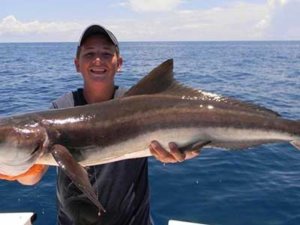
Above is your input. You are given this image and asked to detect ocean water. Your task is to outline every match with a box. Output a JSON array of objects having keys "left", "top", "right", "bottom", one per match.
[{"left": 0, "top": 41, "right": 300, "bottom": 225}]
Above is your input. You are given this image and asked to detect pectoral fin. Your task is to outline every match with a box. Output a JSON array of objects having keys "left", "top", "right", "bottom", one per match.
[
  {"left": 51, "top": 144, "right": 105, "bottom": 215},
  {"left": 179, "top": 140, "right": 212, "bottom": 153},
  {"left": 291, "top": 140, "right": 300, "bottom": 150}
]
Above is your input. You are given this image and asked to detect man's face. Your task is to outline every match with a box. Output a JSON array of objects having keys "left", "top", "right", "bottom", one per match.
[{"left": 75, "top": 35, "right": 122, "bottom": 88}]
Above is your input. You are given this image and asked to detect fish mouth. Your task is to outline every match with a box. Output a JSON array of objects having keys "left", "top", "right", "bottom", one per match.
[
  {"left": 27, "top": 142, "right": 45, "bottom": 164},
  {"left": 0, "top": 143, "right": 44, "bottom": 176},
  {"left": 30, "top": 143, "right": 42, "bottom": 158},
  {"left": 2, "top": 143, "right": 43, "bottom": 168}
]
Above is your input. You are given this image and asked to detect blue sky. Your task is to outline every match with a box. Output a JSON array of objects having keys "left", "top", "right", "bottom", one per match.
[{"left": 1, "top": 0, "right": 299, "bottom": 42}]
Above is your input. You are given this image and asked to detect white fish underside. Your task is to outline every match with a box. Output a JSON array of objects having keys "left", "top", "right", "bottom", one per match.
[{"left": 37, "top": 126, "right": 294, "bottom": 167}]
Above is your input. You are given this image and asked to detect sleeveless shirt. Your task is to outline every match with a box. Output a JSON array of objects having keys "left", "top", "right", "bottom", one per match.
[{"left": 52, "top": 88, "right": 152, "bottom": 225}]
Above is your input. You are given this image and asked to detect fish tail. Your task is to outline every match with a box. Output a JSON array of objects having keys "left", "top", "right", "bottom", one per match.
[
  {"left": 291, "top": 140, "right": 300, "bottom": 150},
  {"left": 290, "top": 120, "right": 300, "bottom": 150}
]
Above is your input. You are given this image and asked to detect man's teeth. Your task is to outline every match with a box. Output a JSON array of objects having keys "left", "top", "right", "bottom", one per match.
[{"left": 91, "top": 68, "right": 106, "bottom": 73}]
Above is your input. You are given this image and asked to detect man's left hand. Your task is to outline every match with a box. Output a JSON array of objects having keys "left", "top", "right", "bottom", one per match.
[{"left": 149, "top": 140, "right": 201, "bottom": 163}]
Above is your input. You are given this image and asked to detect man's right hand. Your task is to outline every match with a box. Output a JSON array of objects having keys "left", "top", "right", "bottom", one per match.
[{"left": 0, "top": 164, "right": 48, "bottom": 185}]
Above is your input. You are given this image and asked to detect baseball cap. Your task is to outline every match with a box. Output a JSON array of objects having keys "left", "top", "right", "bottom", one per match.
[{"left": 78, "top": 24, "right": 119, "bottom": 47}]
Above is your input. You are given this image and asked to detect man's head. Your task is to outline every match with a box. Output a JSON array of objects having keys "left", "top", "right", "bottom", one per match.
[
  {"left": 76, "top": 24, "right": 120, "bottom": 58},
  {"left": 75, "top": 24, "right": 123, "bottom": 91}
]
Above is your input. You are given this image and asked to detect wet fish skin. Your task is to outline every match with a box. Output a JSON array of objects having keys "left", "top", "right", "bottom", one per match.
[{"left": 1, "top": 85, "right": 300, "bottom": 172}]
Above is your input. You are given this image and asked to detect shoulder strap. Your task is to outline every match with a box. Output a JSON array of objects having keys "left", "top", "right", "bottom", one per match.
[
  {"left": 114, "top": 87, "right": 127, "bottom": 98},
  {"left": 51, "top": 92, "right": 74, "bottom": 109}
]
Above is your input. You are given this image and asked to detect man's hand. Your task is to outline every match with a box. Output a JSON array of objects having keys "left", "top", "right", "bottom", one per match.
[
  {"left": 0, "top": 164, "right": 48, "bottom": 185},
  {"left": 149, "top": 140, "right": 201, "bottom": 163}
]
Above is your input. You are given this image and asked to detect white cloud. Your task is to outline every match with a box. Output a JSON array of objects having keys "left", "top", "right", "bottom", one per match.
[
  {"left": 0, "top": 0, "right": 299, "bottom": 42},
  {"left": 128, "top": 0, "right": 182, "bottom": 12},
  {"left": 268, "top": 0, "right": 288, "bottom": 7},
  {"left": 263, "top": 0, "right": 300, "bottom": 40},
  {"left": 170, "top": 2, "right": 269, "bottom": 40},
  {"left": 0, "top": 15, "right": 82, "bottom": 42},
  {"left": 112, "top": 2, "right": 269, "bottom": 41}
]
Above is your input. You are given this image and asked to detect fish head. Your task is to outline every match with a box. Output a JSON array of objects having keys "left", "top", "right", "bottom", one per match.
[{"left": 0, "top": 118, "right": 47, "bottom": 176}]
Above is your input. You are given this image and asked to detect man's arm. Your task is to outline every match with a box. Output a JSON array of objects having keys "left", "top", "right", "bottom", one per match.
[
  {"left": 0, "top": 165, "right": 48, "bottom": 185},
  {"left": 17, "top": 165, "right": 48, "bottom": 185}
]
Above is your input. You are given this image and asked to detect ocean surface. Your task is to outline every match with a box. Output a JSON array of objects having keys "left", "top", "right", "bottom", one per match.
[{"left": 0, "top": 41, "right": 300, "bottom": 225}]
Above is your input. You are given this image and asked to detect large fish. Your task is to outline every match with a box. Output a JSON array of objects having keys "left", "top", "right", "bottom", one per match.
[{"left": 0, "top": 59, "right": 300, "bottom": 213}]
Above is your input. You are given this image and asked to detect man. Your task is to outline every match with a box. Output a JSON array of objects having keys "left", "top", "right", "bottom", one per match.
[{"left": 2, "top": 24, "right": 200, "bottom": 224}]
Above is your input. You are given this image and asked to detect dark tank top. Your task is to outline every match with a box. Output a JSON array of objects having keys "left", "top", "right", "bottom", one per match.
[{"left": 54, "top": 88, "right": 152, "bottom": 225}]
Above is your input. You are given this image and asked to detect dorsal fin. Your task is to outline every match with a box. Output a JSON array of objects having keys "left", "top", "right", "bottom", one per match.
[
  {"left": 124, "top": 59, "right": 202, "bottom": 97},
  {"left": 124, "top": 59, "right": 280, "bottom": 118},
  {"left": 124, "top": 59, "right": 174, "bottom": 97}
]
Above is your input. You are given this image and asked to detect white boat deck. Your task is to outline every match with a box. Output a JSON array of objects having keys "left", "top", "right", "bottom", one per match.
[
  {"left": 0, "top": 213, "right": 208, "bottom": 225},
  {"left": 169, "top": 219, "right": 209, "bottom": 225},
  {"left": 0, "top": 212, "right": 36, "bottom": 225}
]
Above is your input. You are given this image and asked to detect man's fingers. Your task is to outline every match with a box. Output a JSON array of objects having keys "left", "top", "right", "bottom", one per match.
[
  {"left": 150, "top": 140, "right": 204, "bottom": 163},
  {"left": 150, "top": 141, "right": 177, "bottom": 163},
  {"left": 0, "top": 173, "right": 18, "bottom": 181},
  {"left": 168, "top": 142, "right": 185, "bottom": 162}
]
